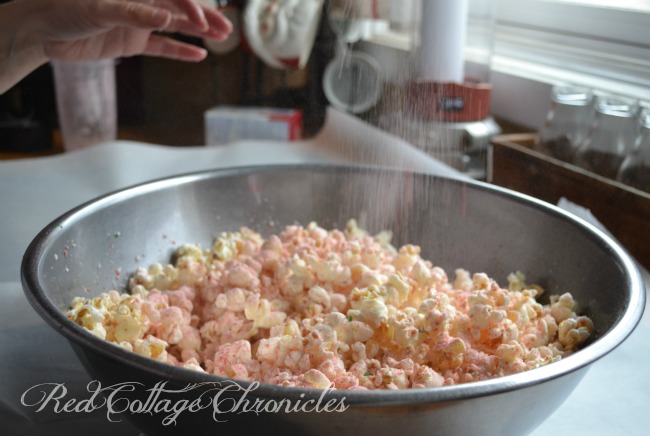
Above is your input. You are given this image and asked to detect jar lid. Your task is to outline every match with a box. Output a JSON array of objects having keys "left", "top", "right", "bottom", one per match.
[
  {"left": 596, "top": 96, "right": 639, "bottom": 118},
  {"left": 552, "top": 86, "right": 594, "bottom": 106},
  {"left": 323, "top": 51, "right": 382, "bottom": 114}
]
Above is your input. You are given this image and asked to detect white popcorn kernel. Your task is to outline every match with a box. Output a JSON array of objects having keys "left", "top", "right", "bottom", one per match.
[
  {"left": 351, "top": 296, "right": 388, "bottom": 328},
  {"left": 412, "top": 365, "right": 445, "bottom": 388},
  {"left": 114, "top": 312, "right": 145, "bottom": 343},
  {"left": 176, "top": 244, "right": 205, "bottom": 262},
  {"left": 558, "top": 316, "right": 593, "bottom": 349},
  {"left": 551, "top": 293, "right": 576, "bottom": 323},
  {"left": 302, "top": 369, "right": 332, "bottom": 389},
  {"left": 308, "top": 286, "right": 331, "bottom": 308},
  {"left": 183, "top": 358, "right": 206, "bottom": 372},
  {"left": 213, "top": 232, "right": 241, "bottom": 261},
  {"left": 117, "top": 341, "right": 133, "bottom": 352},
  {"left": 134, "top": 336, "right": 168, "bottom": 362}
]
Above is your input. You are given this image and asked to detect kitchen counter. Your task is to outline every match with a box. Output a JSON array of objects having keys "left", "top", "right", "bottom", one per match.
[{"left": 1, "top": 109, "right": 648, "bottom": 435}]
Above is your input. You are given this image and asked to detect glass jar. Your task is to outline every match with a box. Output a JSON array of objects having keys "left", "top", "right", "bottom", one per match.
[
  {"left": 534, "top": 86, "right": 594, "bottom": 162},
  {"left": 573, "top": 96, "right": 639, "bottom": 179},
  {"left": 617, "top": 108, "right": 650, "bottom": 192}
]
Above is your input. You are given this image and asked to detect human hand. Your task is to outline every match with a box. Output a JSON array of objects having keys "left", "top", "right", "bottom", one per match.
[
  {"left": 35, "top": 0, "right": 233, "bottom": 62},
  {"left": 0, "top": 0, "right": 233, "bottom": 93}
]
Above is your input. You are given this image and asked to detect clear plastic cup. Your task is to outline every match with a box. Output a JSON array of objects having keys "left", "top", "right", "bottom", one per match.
[{"left": 52, "top": 59, "right": 117, "bottom": 152}]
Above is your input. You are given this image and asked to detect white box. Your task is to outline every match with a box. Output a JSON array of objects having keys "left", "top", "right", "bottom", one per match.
[{"left": 204, "top": 106, "right": 303, "bottom": 145}]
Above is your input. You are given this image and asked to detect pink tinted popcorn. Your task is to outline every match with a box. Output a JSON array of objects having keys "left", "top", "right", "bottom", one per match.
[{"left": 66, "top": 220, "right": 593, "bottom": 390}]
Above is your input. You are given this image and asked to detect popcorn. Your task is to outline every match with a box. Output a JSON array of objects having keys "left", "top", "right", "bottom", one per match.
[
  {"left": 302, "top": 369, "right": 332, "bottom": 389},
  {"left": 134, "top": 335, "right": 168, "bottom": 362},
  {"left": 558, "top": 316, "right": 594, "bottom": 350},
  {"left": 67, "top": 303, "right": 107, "bottom": 338},
  {"left": 66, "top": 221, "right": 594, "bottom": 390},
  {"left": 550, "top": 293, "right": 577, "bottom": 323}
]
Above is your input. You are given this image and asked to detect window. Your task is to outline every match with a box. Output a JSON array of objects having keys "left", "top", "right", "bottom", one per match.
[
  {"left": 492, "top": 0, "right": 650, "bottom": 128},
  {"left": 539, "top": 0, "right": 650, "bottom": 13},
  {"left": 356, "top": 0, "right": 650, "bottom": 130}
]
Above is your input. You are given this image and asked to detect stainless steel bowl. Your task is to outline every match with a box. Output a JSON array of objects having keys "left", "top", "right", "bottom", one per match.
[{"left": 22, "top": 165, "right": 645, "bottom": 435}]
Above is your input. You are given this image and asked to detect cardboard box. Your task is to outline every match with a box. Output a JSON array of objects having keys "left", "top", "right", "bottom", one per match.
[{"left": 205, "top": 106, "right": 303, "bottom": 145}]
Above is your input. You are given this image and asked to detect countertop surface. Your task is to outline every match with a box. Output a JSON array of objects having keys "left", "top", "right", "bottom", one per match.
[{"left": 1, "top": 110, "right": 648, "bottom": 435}]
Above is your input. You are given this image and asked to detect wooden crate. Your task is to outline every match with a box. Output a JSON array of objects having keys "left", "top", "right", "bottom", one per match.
[{"left": 489, "top": 133, "right": 650, "bottom": 270}]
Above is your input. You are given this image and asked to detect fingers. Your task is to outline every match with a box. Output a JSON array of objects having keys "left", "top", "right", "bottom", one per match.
[
  {"left": 142, "top": 33, "right": 207, "bottom": 61},
  {"left": 47, "top": 0, "right": 234, "bottom": 63},
  {"left": 161, "top": 1, "right": 233, "bottom": 38},
  {"left": 168, "top": 0, "right": 208, "bottom": 31},
  {"left": 147, "top": 0, "right": 232, "bottom": 34},
  {"left": 91, "top": 1, "right": 232, "bottom": 36},
  {"left": 164, "top": 14, "right": 229, "bottom": 41},
  {"left": 203, "top": 5, "right": 233, "bottom": 35},
  {"left": 91, "top": 1, "right": 173, "bottom": 30}
]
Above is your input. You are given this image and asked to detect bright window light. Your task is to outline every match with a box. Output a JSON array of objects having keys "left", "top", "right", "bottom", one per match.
[{"left": 551, "top": 0, "right": 650, "bottom": 12}]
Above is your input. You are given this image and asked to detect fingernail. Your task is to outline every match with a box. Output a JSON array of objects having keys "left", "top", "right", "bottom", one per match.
[
  {"left": 199, "top": 18, "right": 210, "bottom": 32},
  {"left": 222, "top": 16, "right": 233, "bottom": 33},
  {"left": 195, "top": 7, "right": 209, "bottom": 31}
]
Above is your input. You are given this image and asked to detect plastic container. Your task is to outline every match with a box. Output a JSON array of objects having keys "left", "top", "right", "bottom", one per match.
[{"left": 52, "top": 59, "right": 117, "bottom": 152}]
